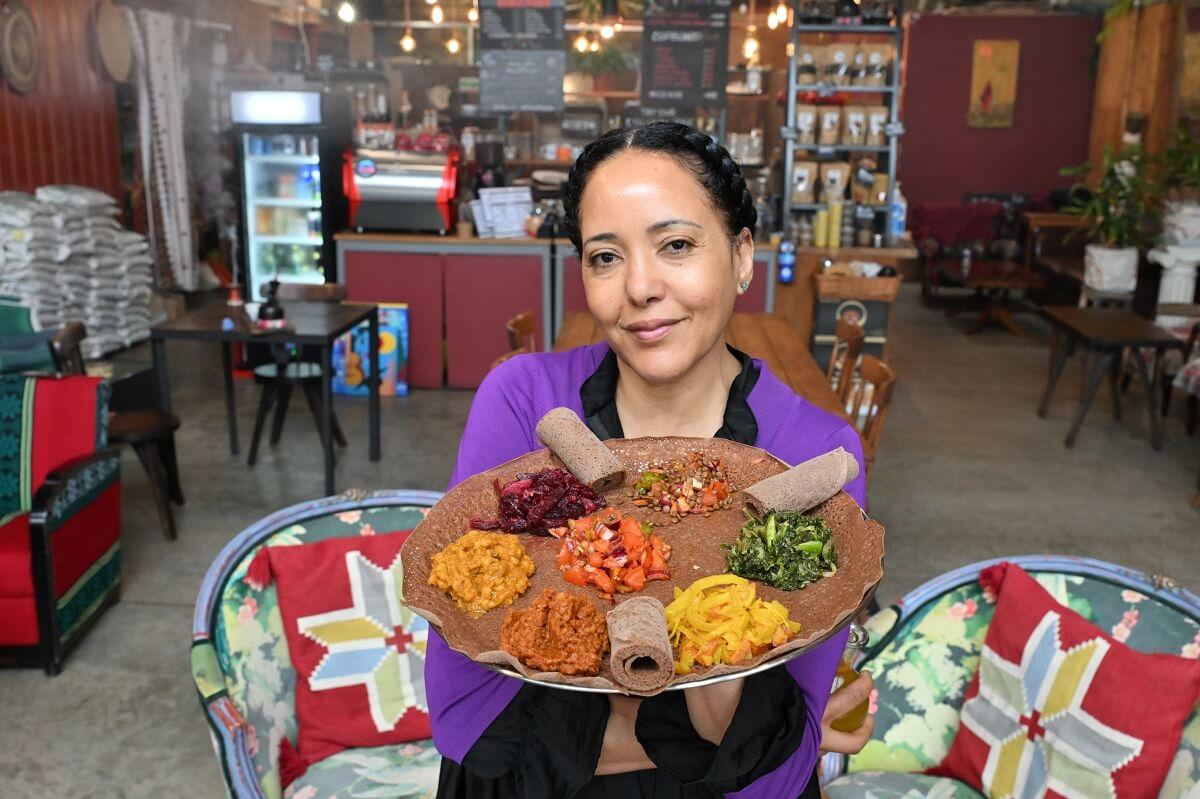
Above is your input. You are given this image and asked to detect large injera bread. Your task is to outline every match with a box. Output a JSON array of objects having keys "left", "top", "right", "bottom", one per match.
[{"left": 400, "top": 437, "right": 885, "bottom": 695}]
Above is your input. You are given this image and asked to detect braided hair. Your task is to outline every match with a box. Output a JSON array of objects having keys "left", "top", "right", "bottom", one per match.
[{"left": 561, "top": 121, "right": 757, "bottom": 252}]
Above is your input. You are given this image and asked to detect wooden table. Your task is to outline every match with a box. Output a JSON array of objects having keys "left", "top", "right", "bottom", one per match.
[
  {"left": 937, "top": 258, "right": 1045, "bottom": 336},
  {"left": 1037, "top": 306, "right": 1184, "bottom": 450},
  {"left": 1020, "top": 211, "right": 1088, "bottom": 270},
  {"left": 554, "top": 311, "right": 848, "bottom": 421},
  {"left": 151, "top": 301, "right": 381, "bottom": 495}
]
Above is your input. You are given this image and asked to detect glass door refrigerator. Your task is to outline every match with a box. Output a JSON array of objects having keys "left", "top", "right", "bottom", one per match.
[{"left": 230, "top": 90, "right": 350, "bottom": 300}]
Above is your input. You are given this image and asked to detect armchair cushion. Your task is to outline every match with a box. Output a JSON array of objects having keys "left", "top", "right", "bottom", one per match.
[
  {"left": 247, "top": 529, "right": 431, "bottom": 783},
  {"left": 825, "top": 771, "right": 985, "bottom": 799},
  {"left": 930, "top": 563, "right": 1200, "bottom": 799}
]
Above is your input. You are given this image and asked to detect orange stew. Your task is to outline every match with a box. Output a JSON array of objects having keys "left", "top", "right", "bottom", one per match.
[
  {"left": 500, "top": 589, "right": 609, "bottom": 676},
  {"left": 550, "top": 508, "right": 671, "bottom": 600}
]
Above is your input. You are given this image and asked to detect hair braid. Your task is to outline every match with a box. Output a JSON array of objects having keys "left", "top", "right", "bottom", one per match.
[{"left": 560, "top": 121, "right": 757, "bottom": 251}]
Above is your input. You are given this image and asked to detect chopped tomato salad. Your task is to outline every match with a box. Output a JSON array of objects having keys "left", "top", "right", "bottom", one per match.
[{"left": 549, "top": 509, "right": 671, "bottom": 600}]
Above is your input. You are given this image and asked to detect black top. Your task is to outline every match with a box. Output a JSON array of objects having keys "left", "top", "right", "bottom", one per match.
[
  {"left": 435, "top": 348, "right": 818, "bottom": 799},
  {"left": 1042, "top": 306, "right": 1186, "bottom": 349}
]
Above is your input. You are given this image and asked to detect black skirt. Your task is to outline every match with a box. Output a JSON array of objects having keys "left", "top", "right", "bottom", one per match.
[{"left": 435, "top": 666, "right": 821, "bottom": 799}]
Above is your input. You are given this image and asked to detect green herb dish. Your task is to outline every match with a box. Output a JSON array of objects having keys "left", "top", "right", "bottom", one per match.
[{"left": 725, "top": 509, "right": 837, "bottom": 591}]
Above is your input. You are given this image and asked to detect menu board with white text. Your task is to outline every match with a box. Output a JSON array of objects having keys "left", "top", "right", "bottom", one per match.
[
  {"left": 640, "top": 0, "right": 731, "bottom": 107},
  {"left": 479, "top": 0, "right": 565, "bottom": 113}
]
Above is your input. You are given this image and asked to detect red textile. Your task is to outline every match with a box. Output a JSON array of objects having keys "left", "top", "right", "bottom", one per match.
[
  {"left": 0, "top": 595, "right": 38, "bottom": 645},
  {"left": 930, "top": 562, "right": 1200, "bottom": 798},
  {"left": 251, "top": 530, "right": 431, "bottom": 786},
  {"left": 0, "top": 514, "right": 31, "bottom": 597},
  {"left": 30, "top": 376, "right": 102, "bottom": 494},
  {"left": 49, "top": 481, "right": 120, "bottom": 597}
]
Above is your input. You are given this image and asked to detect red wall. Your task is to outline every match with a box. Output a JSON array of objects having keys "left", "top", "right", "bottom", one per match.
[
  {"left": 0, "top": 0, "right": 121, "bottom": 197},
  {"left": 898, "top": 14, "right": 1101, "bottom": 205}
]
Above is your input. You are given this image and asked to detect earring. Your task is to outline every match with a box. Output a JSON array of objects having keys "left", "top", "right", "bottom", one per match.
[{"left": 739, "top": 281, "right": 750, "bottom": 292}]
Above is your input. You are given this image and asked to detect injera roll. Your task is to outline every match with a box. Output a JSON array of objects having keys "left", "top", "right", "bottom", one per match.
[
  {"left": 606, "top": 596, "right": 674, "bottom": 693},
  {"left": 535, "top": 407, "right": 626, "bottom": 492},
  {"left": 743, "top": 447, "right": 859, "bottom": 515}
]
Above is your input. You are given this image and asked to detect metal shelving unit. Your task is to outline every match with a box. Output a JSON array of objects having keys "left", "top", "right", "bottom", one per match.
[{"left": 782, "top": 10, "right": 905, "bottom": 236}]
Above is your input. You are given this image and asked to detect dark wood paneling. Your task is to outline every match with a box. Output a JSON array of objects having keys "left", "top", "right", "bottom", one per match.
[{"left": 0, "top": 0, "right": 121, "bottom": 197}]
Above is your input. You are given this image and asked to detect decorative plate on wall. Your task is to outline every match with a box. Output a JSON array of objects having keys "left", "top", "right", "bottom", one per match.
[
  {"left": 95, "top": 0, "right": 133, "bottom": 84},
  {"left": 0, "top": 0, "right": 39, "bottom": 95}
]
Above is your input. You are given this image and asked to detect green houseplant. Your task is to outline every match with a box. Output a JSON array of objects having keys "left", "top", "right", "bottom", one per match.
[
  {"left": 1061, "top": 144, "right": 1155, "bottom": 293},
  {"left": 1156, "top": 124, "right": 1200, "bottom": 245}
]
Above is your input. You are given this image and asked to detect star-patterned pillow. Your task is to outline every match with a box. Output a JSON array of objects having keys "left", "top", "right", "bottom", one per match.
[
  {"left": 929, "top": 562, "right": 1200, "bottom": 799},
  {"left": 248, "top": 530, "right": 431, "bottom": 782}
]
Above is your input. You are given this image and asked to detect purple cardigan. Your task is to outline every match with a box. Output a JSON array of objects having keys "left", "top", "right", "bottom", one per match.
[{"left": 427, "top": 343, "right": 867, "bottom": 797}]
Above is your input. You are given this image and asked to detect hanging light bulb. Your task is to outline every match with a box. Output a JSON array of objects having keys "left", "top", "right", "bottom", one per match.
[
  {"left": 446, "top": 36, "right": 461, "bottom": 53},
  {"left": 430, "top": 4, "right": 443, "bottom": 22},
  {"left": 613, "top": 18, "right": 623, "bottom": 31},
  {"left": 588, "top": 37, "right": 600, "bottom": 52},
  {"left": 467, "top": 5, "right": 478, "bottom": 21},
  {"left": 401, "top": 29, "right": 416, "bottom": 51},
  {"left": 573, "top": 32, "right": 589, "bottom": 52},
  {"left": 742, "top": 25, "right": 759, "bottom": 60},
  {"left": 775, "top": 0, "right": 789, "bottom": 22},
  {"left": 599, "top": 23, "right": 614, "bottom": 39},
  {"left": 767, "top": 9, "right": 778, "bottom": 28},
  {"left": 336, "top": 1, "right": 356, "bottom": 22}
]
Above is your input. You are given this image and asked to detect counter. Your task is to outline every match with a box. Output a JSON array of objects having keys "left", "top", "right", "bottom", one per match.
[{"left": 335, "top": 232, "right": 780, "bottom": 388}]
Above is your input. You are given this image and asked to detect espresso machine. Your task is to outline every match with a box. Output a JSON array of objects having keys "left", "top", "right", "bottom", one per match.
[{"left": 344, "top": 147, "right": 460, "bottom": 233}]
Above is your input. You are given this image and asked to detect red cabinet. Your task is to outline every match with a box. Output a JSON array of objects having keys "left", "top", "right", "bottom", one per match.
[
  {"left": 444, "top": 254, "right": 546, "bottom": 388},
  {"left": 343, "top": 249, "right": 444, "bottom": 389},
  {"left": 339, "top": 237, "right": 551, "bottom": 389}
]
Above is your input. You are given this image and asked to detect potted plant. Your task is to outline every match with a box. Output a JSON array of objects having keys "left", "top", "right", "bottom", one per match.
[
  {"left": 1061, "top": 144, "right": 1155, "bottom": 294},
  {"left": 1156, "top": 121, "right": 1200, "bottom": 245}
]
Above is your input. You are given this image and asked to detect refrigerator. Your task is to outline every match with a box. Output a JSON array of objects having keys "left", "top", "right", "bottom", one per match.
[{"left": 230, "top": 90, "right": 351, "bottom": 301}]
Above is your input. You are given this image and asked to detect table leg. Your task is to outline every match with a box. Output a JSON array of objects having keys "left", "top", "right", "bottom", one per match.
[
  {"left": 221, "top": 342, "right": 239, "bottom": 455},
  {"left": 1132, "top": 348, "right": 1168, "bottom": 451},
  {"left": 1038, "top": 329, "right": 1075, "bottom": 418},
  {"left": 151, "top": 336, "right": 171, "bottom": 413},
  {"left": 1108, "top": 350, "right": 1122, "bottom": 422},
  {"left": 322, "top": 344, "right": 335, "bottom": 495},
  {"left": 966, "top": 293, "right": 994, "bottom": 335},
  {"left": 368, "top": 308, "right": 381, "bottom": 462},
  {"left": 993, "top": 291, "right": 1026, "bottom": 336},
  {"left": 1065, "top": 349, "right": 1113, "bottom": 448}
]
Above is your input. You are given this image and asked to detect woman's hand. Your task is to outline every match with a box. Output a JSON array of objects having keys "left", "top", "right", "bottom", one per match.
[
  {"left": 820, "top": 670, "right": 875, "bottom": 755},
  {"left": 684, "top": 677, "right": 745, "bottom": 745},
  {"left": 595, "top": 695, "right": 656, "bottom": 775}
]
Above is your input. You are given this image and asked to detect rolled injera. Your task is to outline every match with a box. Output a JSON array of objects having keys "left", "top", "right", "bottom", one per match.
[
  {"left": 607, "top": 596, "right": 674, "bottom": 693},
  {"left": 743, "top": 447, "right": 860, "bottom": 514},
  {"left": 535, "top": 407, "right": 626, "bottom": 492}
]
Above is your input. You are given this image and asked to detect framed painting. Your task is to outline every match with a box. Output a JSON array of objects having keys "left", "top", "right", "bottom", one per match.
[{"left": 969, "top": 39, "right": 1020, "bottom": 128}]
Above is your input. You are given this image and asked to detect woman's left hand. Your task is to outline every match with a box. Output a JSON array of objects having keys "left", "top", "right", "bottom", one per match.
[{"left": 820, "top": 670, "right": 875, "bottom": 754}]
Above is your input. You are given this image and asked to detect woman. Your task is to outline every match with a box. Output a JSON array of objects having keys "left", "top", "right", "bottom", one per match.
[{"left": 428, "top": 122, "right": 874, "bottom": 799}]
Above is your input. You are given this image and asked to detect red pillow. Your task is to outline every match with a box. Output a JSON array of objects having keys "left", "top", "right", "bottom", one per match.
[
  {"left": 247, "top": 529, "right": 431, "bottom": 782},
  {"left": 929, "top": 562, "right": 1200, "bottom": 799}
]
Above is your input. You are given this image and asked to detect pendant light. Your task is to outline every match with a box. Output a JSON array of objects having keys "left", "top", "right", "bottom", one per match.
[
  {"left": 766, "top": 9, "right": 778, "bottom": 28},
  {"left": 336, "top": 1, "right": 357, "bottom": 22},
  {"left": 599, "top": 23, "right": 614, "bottom": 39},
  {"left": 573, "top": 32, "right": 589, "bottom": 52},
  {"left": 467, "top": 4, "right": 479, "bottom": 21},
  {"left": 775, "top": 0, "right": 789, "bottom": 23},
  {"left": 446, "top": 36, "right": 461, "bottom": 53},
  {"left": 742, "top": 24, "right": 759, "bottom": 60},
  {"left": 400, "top": 0, "right": 416, "bottom": 52},
  {"left": 430, "top": 3, "right": 444, "bottom": 23},
  {"left": 588, "top": 37, "right": 600, "bottom": 52}
]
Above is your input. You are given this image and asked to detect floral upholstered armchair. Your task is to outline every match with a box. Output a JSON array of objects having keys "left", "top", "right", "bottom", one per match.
[
  {"left": 192, "top": 490, "right": 444, "bottom": 799},
  {"left": 819, "top": 555, "right": 1200, "bottom": 799}
]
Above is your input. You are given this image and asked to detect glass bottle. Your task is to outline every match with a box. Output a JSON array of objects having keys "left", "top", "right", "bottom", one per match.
[{"left": 830, "top": 623, "right": 870, "bottom": 733}]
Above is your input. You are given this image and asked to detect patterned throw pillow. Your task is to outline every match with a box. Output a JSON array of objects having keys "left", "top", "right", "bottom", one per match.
[
  {"left": 247, "top": 530, "right": 431, "bottom": 785},
  {"left": 929, "top": 562, "right": 1200, "bottom": 799}
]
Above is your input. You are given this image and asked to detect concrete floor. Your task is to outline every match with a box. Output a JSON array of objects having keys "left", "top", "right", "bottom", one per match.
[{"left": 1, "top": 286, "right": 1196, "bottom": 797}]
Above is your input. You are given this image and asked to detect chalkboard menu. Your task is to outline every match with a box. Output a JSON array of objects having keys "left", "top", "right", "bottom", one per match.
[
  {"left": 479, "top": 0, "right": 566, "bottom": 114},
  {"left": 623, "top": 102, "right": 697, "bottom": 129},
  {"left": 641, "top": 0, "right": 731, "bottom": 107}
]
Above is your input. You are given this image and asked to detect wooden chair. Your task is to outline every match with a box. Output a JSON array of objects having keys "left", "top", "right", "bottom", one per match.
[
  {"left": 51, "top": 323, "right": 184, "bottom": 540},
  {"left": 506, "top": 311, "right": 538, "bottom": 353},
  {"left": 490, "top": 347, "right": 531, "bottom": 371},
  {"left": 247, "top": 283, "right": 349, "bottom": 467},
  {"left": 826, "top": 319, "right": 866, "bottom": 403},
  {"left": 845, "top": 354, "right": 896, "bottom": 476}
]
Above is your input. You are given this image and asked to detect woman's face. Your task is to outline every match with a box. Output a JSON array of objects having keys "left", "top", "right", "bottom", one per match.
[{"left": 577, "top": 150, "right": 754, "bottom": 385}]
